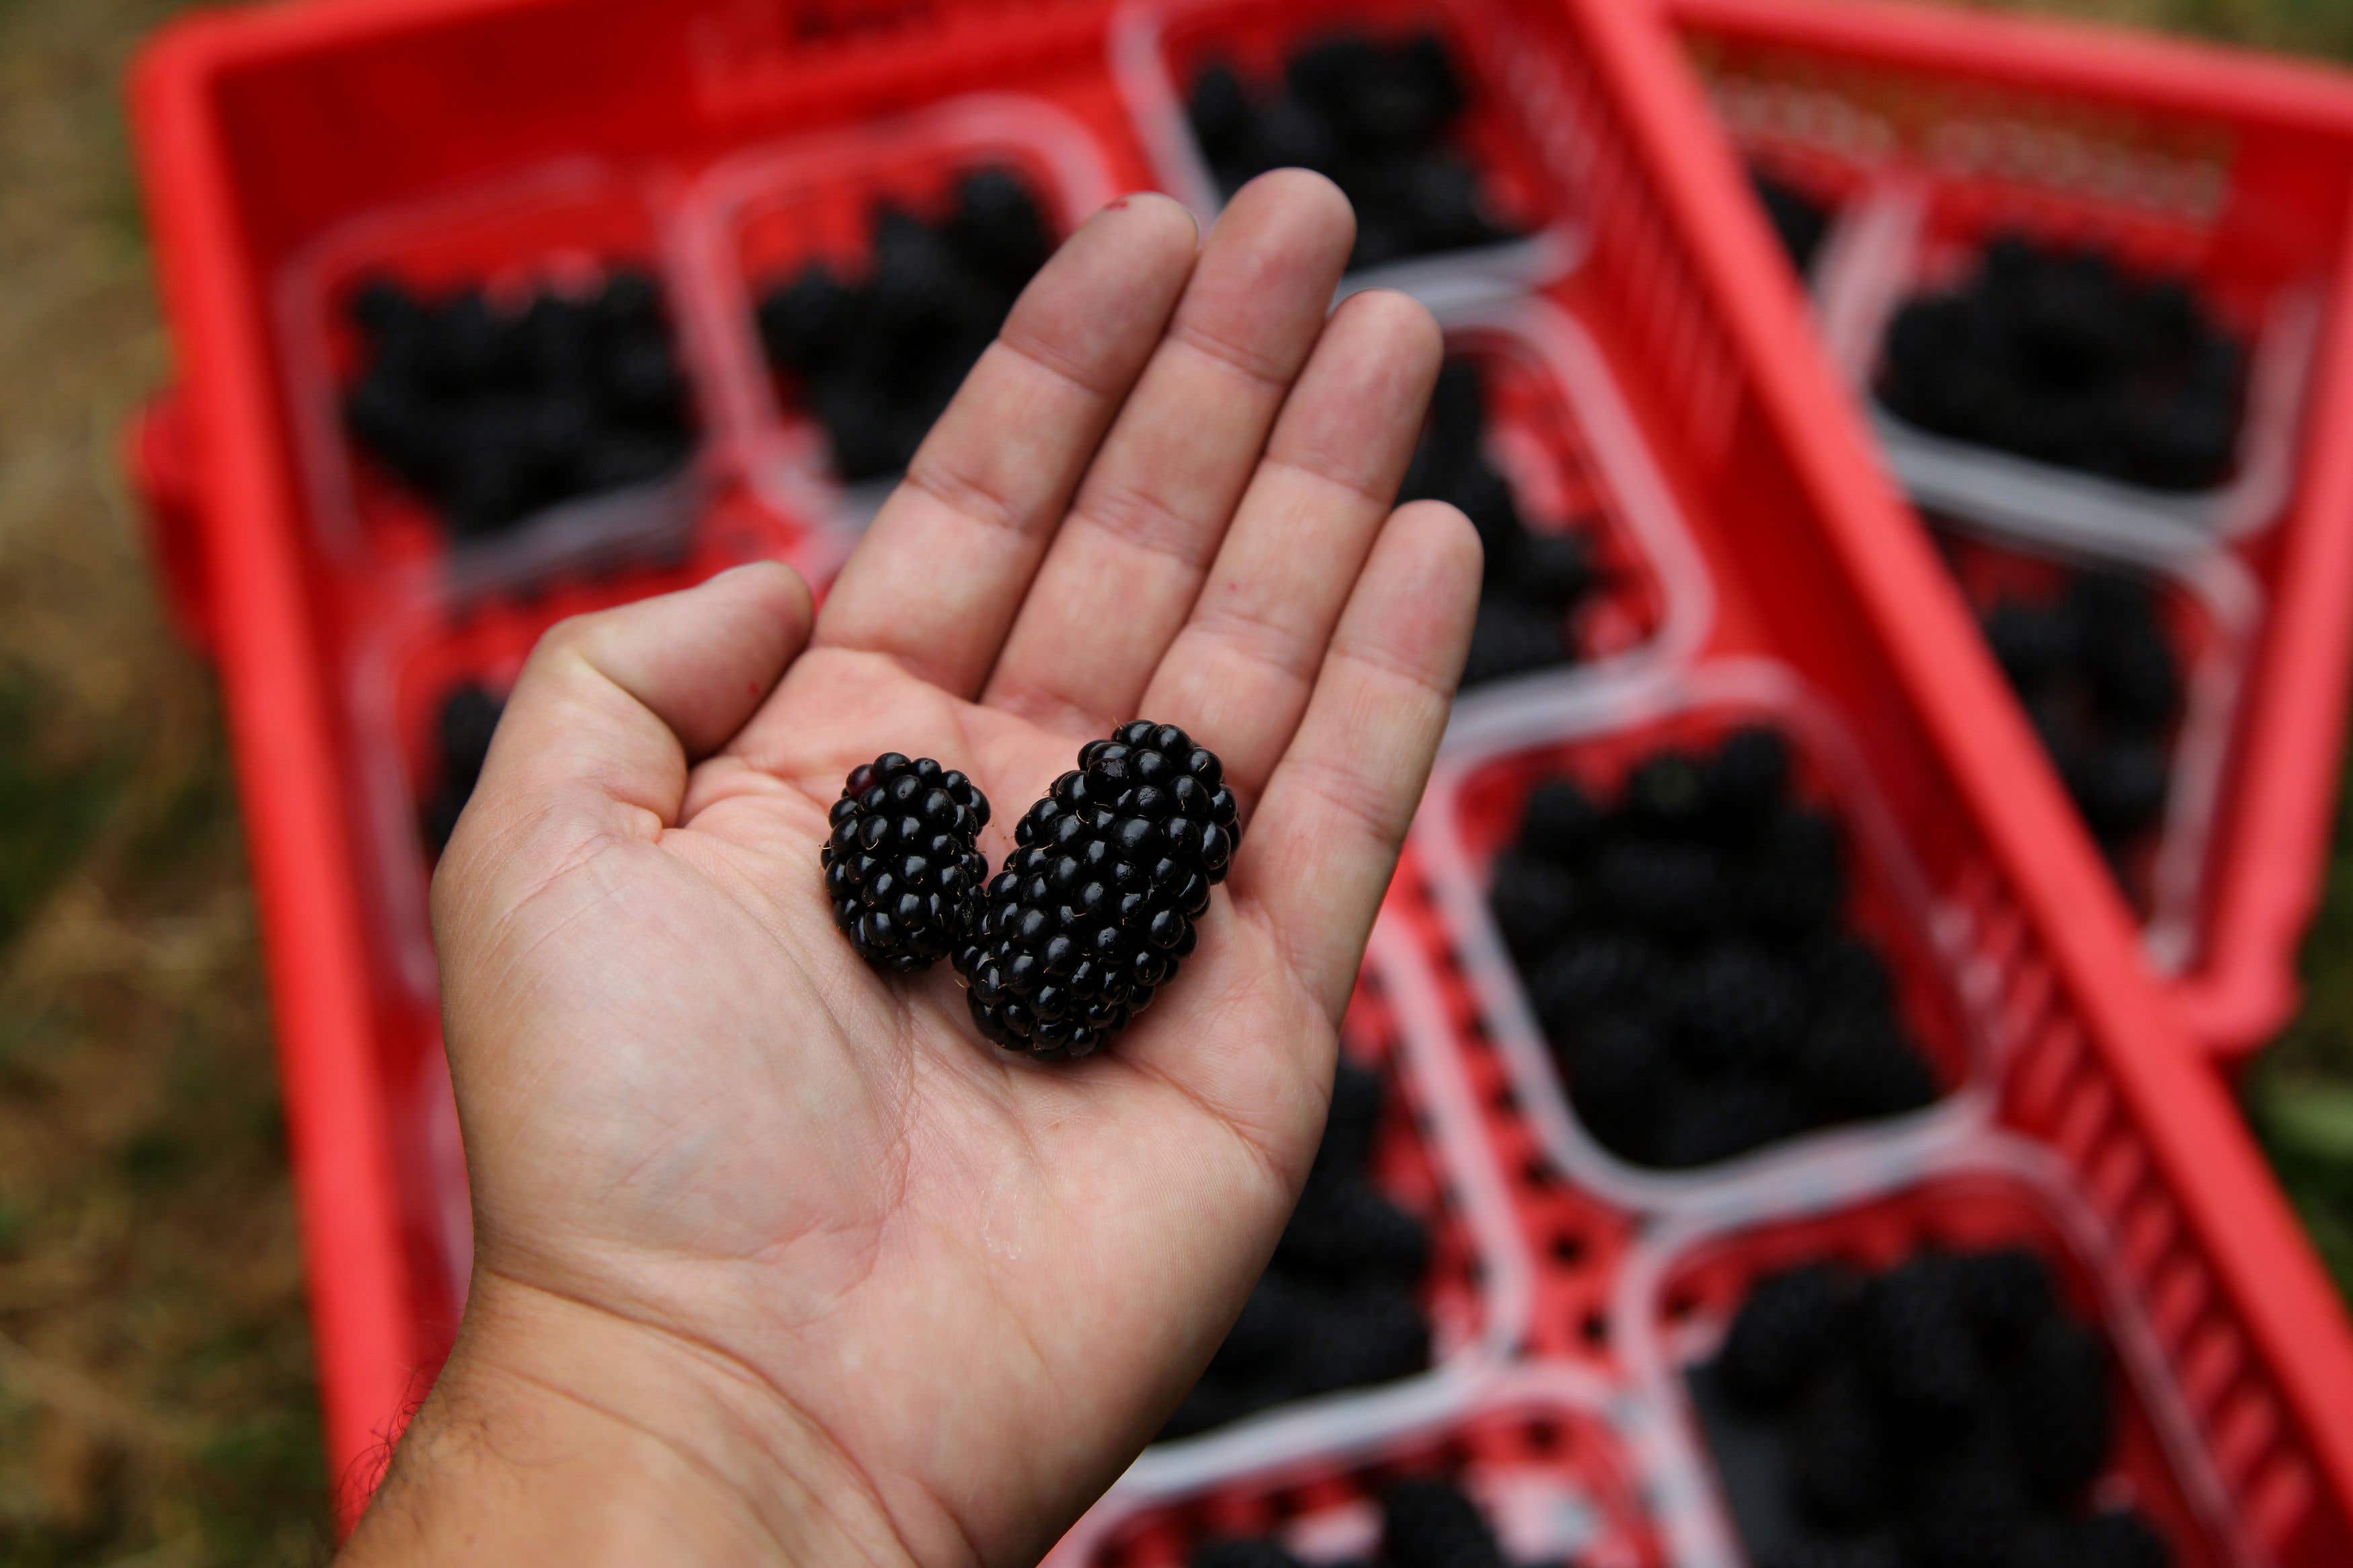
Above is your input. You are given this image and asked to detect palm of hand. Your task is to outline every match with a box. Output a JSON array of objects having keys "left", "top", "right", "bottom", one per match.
[{"left": 431, "top": 174, "right": 1478, "bottom": 1568}]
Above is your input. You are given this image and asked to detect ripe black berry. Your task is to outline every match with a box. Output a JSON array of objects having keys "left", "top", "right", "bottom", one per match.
[
  {"left": 1192, "top": 1540, "right": 1308, "bottom": 1568},
  {"left": 1717, "top": 1262, "right": 1854, "bottom": 1413},
  {"left": 959, "top": 723, "right": 1238, "bottom": 1058},
  {"left": 820, "top": 753, "right": 990, "bottom": 974},
  {"left": 1380, "top": 1479, "right": 1507, "bottom": 1568},
  {"left": 421, "top": 682, "right": 506, "bottom": 857},
  {"left": 2000, "top": 1315, "right": 2112, "bottom": 1504},
  {"left": 1754, "top": 170, "right": 1832, "bottom": 274}
]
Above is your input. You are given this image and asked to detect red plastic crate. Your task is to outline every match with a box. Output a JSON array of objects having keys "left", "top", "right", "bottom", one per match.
[
  {"left": 1667, "top": 0, "right": 2353, "bottom": 1063},
  {"left": 126, "top": 0, "right": 2353, "bottom": 1555}
]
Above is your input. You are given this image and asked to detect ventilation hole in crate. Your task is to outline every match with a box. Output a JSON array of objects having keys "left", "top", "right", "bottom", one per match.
[
  {"left": 1098, "top": 1540, "right": 1131, "bottom": 1568},
  {"left": 1491, "top": 1083, "right": 1521, "bottom": 1115},
  {"left": 1581, "top": 1309, "right": 1609, "bottom": 1346},
  {"left": 1550, "top": 1229, "right": 1587, "bottom": 1266},
  {"left": 1529, "top": 1417, "right": 1567, "bottom": 1455},
  {"left": 1268, "top": 1487, "right": 1304, "bottom": 1522},
  {"left": 1522, "top": 1155, "right": 1553, "bottom": 1188},
  {"left": 1666, "top": 1288, "right": 1700, "bottom": 1323},
  {"left": 1466, "top": 1255, "right": 1486, "bottom": 1288}
]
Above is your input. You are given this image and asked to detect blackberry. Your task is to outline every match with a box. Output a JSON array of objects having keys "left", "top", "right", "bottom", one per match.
[
  {"left": 1739, "top": 806, "right": 1846, "bottom": 937},
  {"left": 1526, "top": 935, "right": 1665, "bottom": 1031},
  {"left": 2069, "top": 1508, "right": 2173, "bottom": 1568},
  {"left": 1672, "top": 942, "right": 1806, "bottom": 1071},
  {"left": 1294, "top": 1284, "right": 1431, "bottom": 1395},
  {"left": 1793, "top": 1004, "right": 1941, "bottom": 1121},
  {"left": 1760, "top": 1540, "right": 1903, "bottom": 1568},
  {"left": 1716, "top": 1262, "right": 1854, "bottom": 1413},
  {"left": 1856, "top": 1252, "right": 1983, "bottom": 1436},
  {"left": 1192, "top": 1540, "right": 1308, "bottom": 1568},
  {"left": 1380, "top": 1479, "right": 1507, "bottom": 1568},
  {"left": 1161, "top": 1376, "right": 1260, "bottom": 1441},
  {"left": 1901, "top": 1433, "right": 2034, "bottom": 1568},
  {"left": 421, "top": 682, "right": 506, "bottom": 857},
  {"left": 1802, "top": 934, "right": 1898, "bottom": 1016},
  {"left": 820, "top": 754, "right": 991, "bottom": 974},
  {"left": 1212, "top": 1272, "right": 1324, "bottom": 1375},
  {"left": 1277, "top": 1171, "right": 1432, "bottom": 1286},
  {"left": 945, "top": 166, "right": 1054, "bottom": 294},
  {"left": 1793, "top": 1360, "right": 1895, "bottom": 1526},
  {"left": 1650, "top": 1076, "right": 1806, "bottom": 1169},
  {"left": 1486, "top": 852, "right": 1582, "bottom": 964},
  {"left": 1954, "top": 1245, "right": 2058, "bottom": 1354},
  {"left": 1983, "top": 597, "right": 2078, "bottom": 694},
  {"left": 1463, "top": 600, "right": 1569, "bottom": 687},
  {"left": 959, "top": 723, "right": 1238, "bottom": 1057},
  {"left": 1593, "top": 836, "right": 1726, "bottom": 940},
  {"left": 1517, "top": 776, "right": 1603, "bottom": 862},
  {"left": 1559, "top": 1010, "right": 1675, "bottom": 1160},
  {"left": 1321, "top": 1055, "right": 1388, "bottom": 1173},
  {"left": 1703, "top": 724, "right": 1794, "bottom": 825},
  {"left": 2000, "top": 1315, "right": 2112, "bottom": 1503},
  {"left": 1753, "top": 170, "right": 1832, "bottom": 274},
  {"left": 1624, "top": 749, "right": 1711, "bottom": 831}
]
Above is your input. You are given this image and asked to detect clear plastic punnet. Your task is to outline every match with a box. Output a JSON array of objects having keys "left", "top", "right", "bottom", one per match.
[
  {"left": 275, "top": 158, "right": 729, "bottom": 600},
  {"left": 1616, "top": 1138, "right": 2256, "bottom": 1568},
  {"left": 678, "top": 93, "right": 1121, "bottom": 569},
  {"left": 1410, "top": 659, "right": 1999, "bottom": 1214},
  {"left": 1820, "top": 183, "right": 2323, "bottom": 557},
  {"left": 1109, "top": 0, "right": 1585, "bottom": 308}
]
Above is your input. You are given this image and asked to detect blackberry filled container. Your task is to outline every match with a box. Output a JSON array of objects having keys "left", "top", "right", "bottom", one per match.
[
  {"left": 1412, "top": 662, "right": 1993, "bottom": 1212},
  {"left": 1618, "top": 1143, "right": 2251, "bottom": 1568},
  {"left": 275, "top": 161, "right": 733, "bottom": 601},
  {"left": 680, "top": 93, "right": 1119, "bottom": 567},
  {"left": 1111, "top": 0, "right": 1583, "bottom": 306}
]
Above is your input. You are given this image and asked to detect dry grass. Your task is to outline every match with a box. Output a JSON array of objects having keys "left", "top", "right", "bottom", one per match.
[{"left": 0, "top": 0, "right": 2346, "bottom": 1561}]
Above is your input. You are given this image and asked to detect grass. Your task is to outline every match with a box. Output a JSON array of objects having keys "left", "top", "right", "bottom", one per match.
[{"left": 0, "top": 0, "right": 2347, "bottom": 1562}]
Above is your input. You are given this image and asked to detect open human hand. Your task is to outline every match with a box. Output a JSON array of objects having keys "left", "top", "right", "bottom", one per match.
[{"left": 346, "top": 171, "right": 1480, "bottom": 1568}]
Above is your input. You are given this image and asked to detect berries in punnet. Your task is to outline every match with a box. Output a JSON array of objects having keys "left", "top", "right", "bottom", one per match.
[
  {"left": 959, "top": 722, "right": 1238, "bottom": 1059},
  {"left": 820, "top": 753, "right": 990, "bottom": 974}
]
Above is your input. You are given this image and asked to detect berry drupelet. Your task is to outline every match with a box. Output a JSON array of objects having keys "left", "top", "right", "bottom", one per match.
[
  {"left": 959, "top": 723, "right": 1238, "bottom": 1059},
  {"left": 821, "top": 753, "right": 991, "bottom": 974},
  {"left": 420, "top": 681, "right": 506, "bottom": 858}
]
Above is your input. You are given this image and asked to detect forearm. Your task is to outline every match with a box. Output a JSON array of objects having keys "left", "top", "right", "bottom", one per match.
[{"left": 337, "top": 1274, "right": 920, "bottom": 1568}]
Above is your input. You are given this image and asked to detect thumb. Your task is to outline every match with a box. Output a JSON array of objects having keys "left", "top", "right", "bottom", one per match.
[{"left": 451, "top": 561, "right": 814, "bottom": 864}]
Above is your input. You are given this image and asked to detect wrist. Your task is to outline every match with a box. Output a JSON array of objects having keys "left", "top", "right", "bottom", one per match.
[{"left": 340, "top": 1271, "right": 921, "bottom": 1568}]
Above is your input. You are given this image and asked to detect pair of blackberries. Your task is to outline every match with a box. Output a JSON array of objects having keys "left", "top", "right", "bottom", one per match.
[
  {"left": 421, "top": 682, "right": 507, "bottom": 857},
  {"left": 1968, "top": 556, "right": 2185, "bottom": 889},
  {"left": 1401, "top": 356, "right": 1606, "bottom": 688},
  {"left": 1488, "top": 726, "right": 1942, "bottom": 1169},
  {"left": 1880, "top": 231, "right": 2247, "bottom": 493},
  {"left": 1192, "top": 1478, "right": 1511, "bottom": 1568},
  {"left": 1186, "top": 30, "right": 1524, "bottom": 272},
  {"left": 1711, "top": 1245, "right": 2170, "bottom": 1568},
  {"left": 344, "top": 270, "right": 697, "bottom": 540},
  {"left": 1163, "top": 1056, "right": 1434, "bottom": 1440},
  {"left": 1753, "top": 169, "right": 1832, "bottom": 275},
  {"left": 822, "top": 724, "right": 1239, "bottom": 1057},
  {"left": 756, "top": 166, "right": 1057, "bottom": 483}
]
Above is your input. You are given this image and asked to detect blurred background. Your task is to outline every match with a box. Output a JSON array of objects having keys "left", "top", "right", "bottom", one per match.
[{"left": 5, "top": 0, "right": 2353, "bottom": 1563}]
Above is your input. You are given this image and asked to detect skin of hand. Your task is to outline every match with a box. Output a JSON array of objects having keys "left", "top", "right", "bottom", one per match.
[{"left": 337, "top": 170, "right": 1481, "bottom": 1568}]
